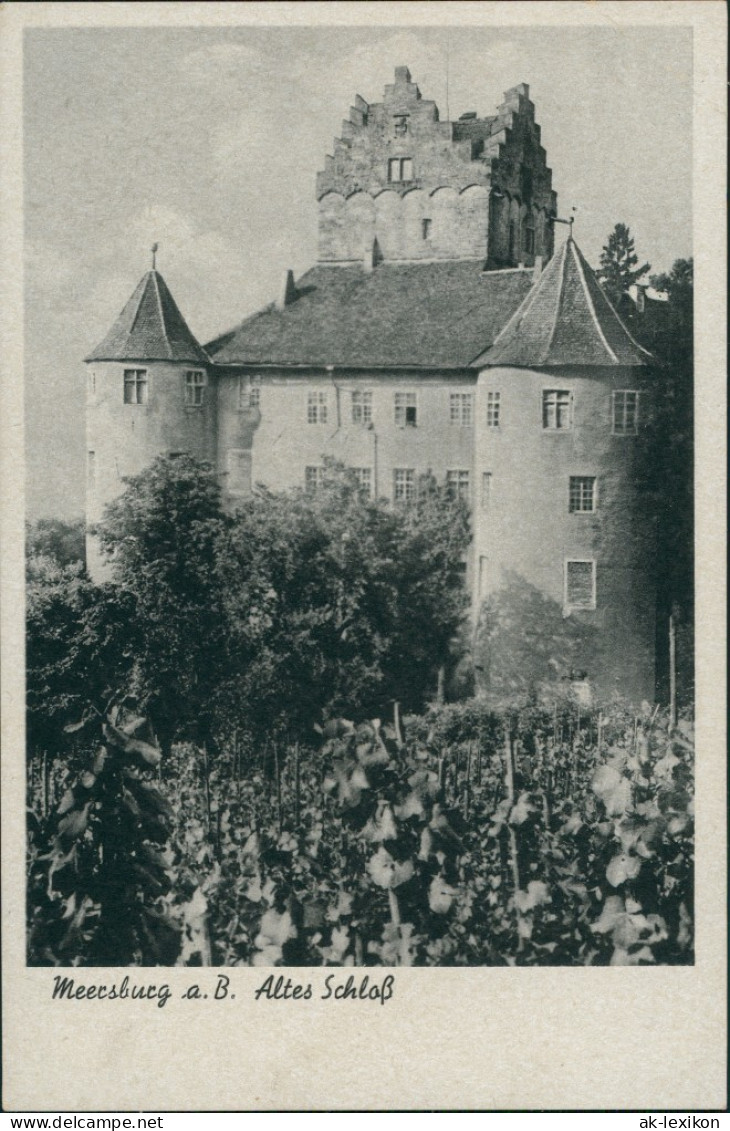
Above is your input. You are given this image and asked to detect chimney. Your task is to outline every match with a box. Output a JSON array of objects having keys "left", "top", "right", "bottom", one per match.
[
  {"left": 532, "top": 255, "right": 543, "bottom": 281},
  {"left": 276, "top": 269, "right": 297, "bottom": 310},
  {"left": 394, "top": 66, "right": 411, "bottom": 85}
]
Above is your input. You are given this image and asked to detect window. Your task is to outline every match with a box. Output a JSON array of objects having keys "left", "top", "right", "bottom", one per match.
[
  {"left": 543, "top": 389, "right": 572, "bottom": 430},
  {"left": 421, "top": 218, "right": 432, "bottom": 240},
  {"left": 238, "top": 376, "right": 261, "bottom": 410},
  {"left": 569, "top": 476, "right": 597, "bottom": 513},
  {"left": 481, "top": 472, "right": 492, "bottom": 510},
  {"left": 351, "top": 391, "right": 373, "bottom": 425},
  {"left": 394, "top": 115, "right": 409, "bottom": 137},
  {"left": 123, "top": 368, "right": 147, "bottom": 405},
  {"left": 305, "top": 466, "right": 325, "bottom": 493},
  {"left": 509, "top": 222, "right": 517, "bottom": 260},
  {"left": 449, "top": 393, "right": 473, "bottom": 426},
  {"left": 184, "top": 369, "right": 206, "bottom": 407},
  {"left": 486, "top": 391, "right": 501, "bottom": 427},
  {"left": 352, "top": 467, "right": 372, "bottom": 495},
  {"left": 393, "top": 468, "right": 415, "bottom": 502},
  {"left": 394, "top": 392, "right": 417, "bottom": 427},
  {"left": 565, "top": 560, "right": 596, "bottom": 610},
  {"left": 227, "top": 449, "right": 250, "bottom": 496},
  {"left": 524, "top": 227, "right": 535, "bottom": 255},
  {"left": 307, "top": 390, "right": 328, "bottom": 424},
  {"left": 446, "top": 469, "right": 470, "bottom": 501},
  {"left": 388, "top": 157, "right": 413, "bottom": 182},
  {"left": 521, "top": 167, "right": 533, "bottom": 203},
  {"left": 87, "top": 451, "right": 95, "bottom": 489},
  {"left": 613, "top": 390, "right": 639, "bottom": 435}
]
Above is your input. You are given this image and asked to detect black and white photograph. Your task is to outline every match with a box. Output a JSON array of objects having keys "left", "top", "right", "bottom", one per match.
[{"left": 2, "top": 0, "right": 726, "bottom": 1114}]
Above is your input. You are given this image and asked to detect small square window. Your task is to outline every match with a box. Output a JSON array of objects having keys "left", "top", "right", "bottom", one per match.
[
  {"left": 449, "top": 393, "right": 473, "bottom": 426},
  {"left": 393, "top": 468, "right": 415, "bottom": 502},
  {"left": 307, "top": 391, "right": 328, "bottom": 424},
  {"left": 184, "top": 369, "right": 206, "bottom": 407},
  {"left": 565, "top": 560, "right": 596, "bottom": 610},
  {"left": 486, "top": 391, "right": 501, "bottom": 427},
  {"left": 543, "top": 389, "right": 572, "bottom": 430},
  {"left": 613, "top": 390, "right": 639, "bottom": 435},
  {"left": 394, "top": 392, "right": 417, "bottom": 427},
  {"left": 446, "top": 469, "right": 470, "bottom": 502},
  {"left": 123, "top": 368, "right": 147, "bottom": 405},
  {"left": 305, "top": 466, "right": 325, "bottom": 493},
  {"left": 569, "top": 476, "right": 597, "bottom": 513},
  {"left": 351, "top": 391, "right": 373, "bottom": 425},
  {"left": 388, "top": 157, "right": 413, "bottom": 183},
  {"left": 352, "top": 467, "right": 372, "bottom": 495}
]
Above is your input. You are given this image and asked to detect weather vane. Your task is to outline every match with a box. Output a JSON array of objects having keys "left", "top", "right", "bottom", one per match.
[
  {"left": 550, "top": 206, "right": 578, "bottom": 236},
  {"left": 151, "top": 242, "right": 159, "bottom": 270}
]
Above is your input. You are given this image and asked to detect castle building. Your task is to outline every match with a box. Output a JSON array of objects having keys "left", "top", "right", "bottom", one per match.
[{"left": 85, "top": 67, "right": 656, "bottom": 702}]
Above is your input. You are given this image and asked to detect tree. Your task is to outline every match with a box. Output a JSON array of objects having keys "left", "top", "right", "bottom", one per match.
[
  {"left": 597, "top": 223, "right": 650, "bottom": 306},
  {"left": 215, "top": 462, "right": 471, "bottom": 742},
  {"left": 26, "top": 563, "right": 137, "bottom": 758},
  {"left": 642, "top": 259, "right": 694, "bottom": 705},
  {"left": 94, "top": 454, "right": 231, "bottom": 754},
  {"left": 26, "top": 517, "right": 85, "bottom": 571}
]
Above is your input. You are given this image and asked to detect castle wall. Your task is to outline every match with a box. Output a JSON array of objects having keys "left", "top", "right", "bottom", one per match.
[
  {"left": 472, "top": 365, "right": 656, "bottom": 702},
  {"left": 85, "top": 359, "right": 216, "bottom": 578},
  {"left": 218, "top": 367, "right": 475, "bottom": 515}
]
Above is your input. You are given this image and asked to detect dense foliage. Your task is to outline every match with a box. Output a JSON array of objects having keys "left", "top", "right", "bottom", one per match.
[
  {"left": 26, "top": 418, "right": 693, "bottom": 969},
  {"left": 28, "top": 700, "right": 180, "bottom": 966},
  {"left": 26, "top": 517, "right": 85, "bottom": 571},
  {"left": 597, "top": 222, "right": 650, "bottom": 306},
  {"left": 28, "top": 701, "right": 693, "bottom": 967}
]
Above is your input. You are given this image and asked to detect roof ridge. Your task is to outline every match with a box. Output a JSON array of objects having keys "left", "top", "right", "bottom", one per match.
[
  {"left": 543, "top": 238, "right": 568, "bottom": 363},
  {"left": 571, "top": 240, "right": 617, "bottom": 364},
  {"left": 576, "top": 243, "right": 653, "bottom": 359},
  {"left": 151, "top": 271, "right": 172, "bottom": 360},
  {"left": 127, "top": 274, "right": 149, "bottom": 338}
]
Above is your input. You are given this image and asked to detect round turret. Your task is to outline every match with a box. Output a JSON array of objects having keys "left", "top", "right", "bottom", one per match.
[{"left": 84, "top": 263, "right": 215, "bottom": 579}]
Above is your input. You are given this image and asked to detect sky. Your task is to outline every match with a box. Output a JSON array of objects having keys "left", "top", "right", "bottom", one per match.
[{"left": 24, "top": 24, "right": 693, "bottom": 520}]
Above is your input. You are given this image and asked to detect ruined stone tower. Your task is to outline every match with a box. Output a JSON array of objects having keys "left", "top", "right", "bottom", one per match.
[{"left": 316, "top": 66, "right": 557, "bottom": 268}]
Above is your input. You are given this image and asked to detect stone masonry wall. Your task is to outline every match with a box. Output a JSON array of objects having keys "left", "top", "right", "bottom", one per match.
[{"left": 316, "top": 69, "right": 557, "bottom": 267}]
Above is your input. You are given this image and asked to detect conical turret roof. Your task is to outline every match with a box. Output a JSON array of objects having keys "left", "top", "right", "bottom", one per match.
[
  {"left": 475, "top": 238, "right": 651, "bottom": 368},
  {"left": 86, "top": 270, "right": 209, "bottom": 364}
]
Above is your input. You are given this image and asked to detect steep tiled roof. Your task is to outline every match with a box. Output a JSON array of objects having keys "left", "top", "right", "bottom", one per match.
[
  {"left": 86, "top": 271, "right": 209, "bottom": 364},
  {"left": 476, "top": 238, "right": 651, "bottom": 368},
  {"left": 206, "top": 261, "right": 534, "bottom": 369}
]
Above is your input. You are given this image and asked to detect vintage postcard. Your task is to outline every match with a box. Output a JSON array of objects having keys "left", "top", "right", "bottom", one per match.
[{"left": 1, "top": 0, "right": 726, "bottom": 1113}]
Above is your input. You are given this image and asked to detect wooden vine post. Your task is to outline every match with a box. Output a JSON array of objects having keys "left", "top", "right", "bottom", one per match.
[
  {"left": 503, "top": 719, "right": 523, "bottom": 952},
  {"left": 293, "top": 742, "right": 301, "bottom": 829},
  {"left": 669, "top": 611, "right": 677, "bottom": 731}
]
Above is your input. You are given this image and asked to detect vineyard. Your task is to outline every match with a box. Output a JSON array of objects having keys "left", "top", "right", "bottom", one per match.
[
  {"left": 25, "top": 461, "right": 694, "bottom": 968},
  {"left": 27, "top": 698, "right": 694, "bottom": 968}
]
